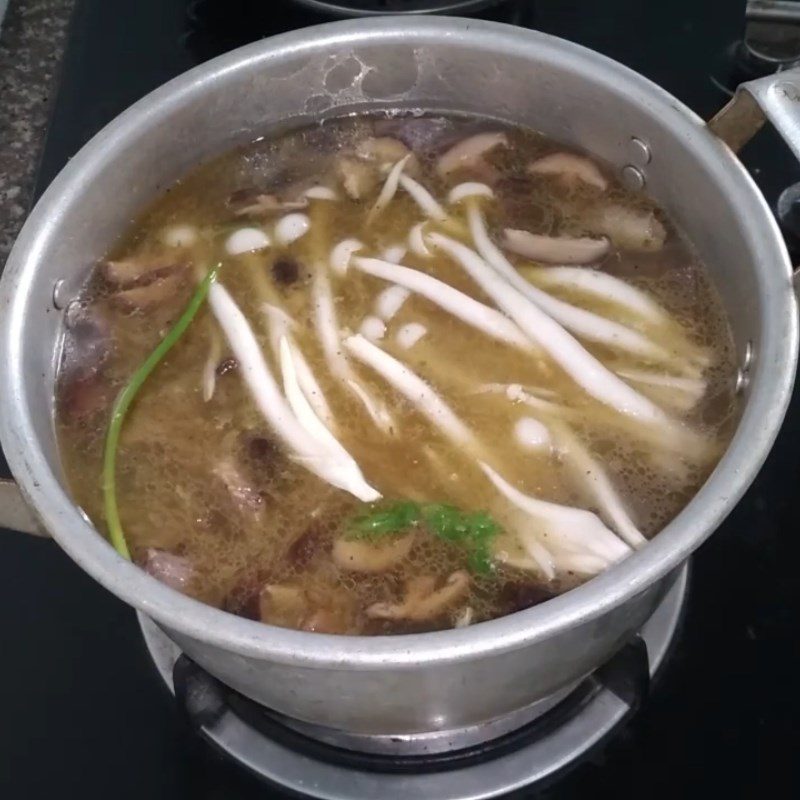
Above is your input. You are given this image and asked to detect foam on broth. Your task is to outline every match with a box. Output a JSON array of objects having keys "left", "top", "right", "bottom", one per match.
[{"left": 55, "top": 114, "right": 738, "bottom": 634}]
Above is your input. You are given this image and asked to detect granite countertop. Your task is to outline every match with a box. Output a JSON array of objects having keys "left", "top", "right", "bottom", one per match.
[{"left": 0, "top": 0, "right": 74, "bottom": 269}]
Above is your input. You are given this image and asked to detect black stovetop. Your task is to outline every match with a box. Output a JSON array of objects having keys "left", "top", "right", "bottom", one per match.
[{"left": 1, "top": 1, "right": 798, "bottom": 798}]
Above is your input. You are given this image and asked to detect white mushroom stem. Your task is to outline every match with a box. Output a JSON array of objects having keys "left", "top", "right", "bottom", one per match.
[
  {"left": 454, "top": 606, "right": 475, "bottom": 628},
  {"left": 428, "top": 231, "right": 673, "bottom": 426},
  {"left": 525, "top": 266, "right": 670, "bottom": 325},
  {"left": 398, "top": 174, "right": 448, "bottom": 221},
  {"left": 202, "top": 331, "right": 223, "bottom": 402},
  {"left": 330, "top": 239, "right": 363, "bottom": 276},
  {"left": 274, "top": 213, "right": 310, "bottom": 246},
  {"left": 311, "top": 268, "right": 394, "bottom": 433},
  {"left": 344, "top": 334, "right": 476, "bottom": 447},
  {"left": 344, "top": 335, "right": 627, "bottom": 576},
  {"left": 616, "top": 368, "right": 707, "bottom": 413},
  {"left": 481, "top": 464, "right": 632, "bottom": 565},
  {"left": 208, "top": 282, "right": 379, "bottom": 501},
  {"left": 352, "top": 256, "right": 532, "bottom": 351},
  {"left": 408, "top": 222, "right": 432, "bottom": 257},
  {"left": 497, "top": 549, "right": 557, "bottom": 580},
  {"left": 277, "top": 342, "right": 378, "bottom": 503},
  {"left": 502, "top": 229, "right": 610, "bottom": 265},
  {"left": 504, "top": 548, "right": 608, "bottom": 577},
  {"left": 467, "top": 205, "right": 670, "bottom": 362},
  {"left": 368, "top": 154, "right": 412, "bottom": 223},
  {"left": 279, "top": 336, "right": 336, "bottom": 448},
  {"left": 524, "top": 266, "right": 709, "bottom": 371},
  {"left": 558, "top": 553, "right": 613, "bottom": 575},
  {"left": 263, "top": 303, "right": 334, "bottom": 427},
  {"left": 396, "top": 321, "right": 427, "bottom": 350},
  {"left": 548, "top": 422, "right": 646, "bottom": 548},
  {"left": 375, "top": 285, "right": 410, "bottom": 321},
  {"left": 278, "top": 336, "right": 378, "bottom": 502},
  {"left": 436, "top": 132, "right": 507, "bottom": 176},
  {"left": 477, "top": 383, "right": 576, "bottom": 418},
  {"left": 448, "top": 182, "right": 494, "bottom": 204}
]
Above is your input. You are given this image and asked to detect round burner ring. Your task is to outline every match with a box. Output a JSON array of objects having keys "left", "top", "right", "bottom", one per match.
[
  {"left": 140, "top": 565, "right": 687, "bottom": 799},
  {"left": 285, "top": 0, "right": 508, "bottom": 17}
]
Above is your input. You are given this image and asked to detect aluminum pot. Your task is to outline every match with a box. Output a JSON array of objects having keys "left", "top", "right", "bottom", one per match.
[
  {"left": 285, "top": 0, "right": 509, "bottom": 18},
  {"left": 0, "top": 17, "right": 797, "bottom": 736}
]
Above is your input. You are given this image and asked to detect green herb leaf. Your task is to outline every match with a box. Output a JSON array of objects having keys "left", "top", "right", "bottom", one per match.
[
  {"left": 347, "top": 500, "right": 501, "bottom": 575},
  {"left": 102, "top": 264, "right": 220, "bottom": 559}
]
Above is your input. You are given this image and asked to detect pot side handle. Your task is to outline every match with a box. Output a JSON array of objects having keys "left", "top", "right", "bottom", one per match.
[
  {"left": 709, "top": 66, "right": 800, "bottom": 292},
  {"left": 708, "top": 67, "right": 800, "bottom": 162},
  {"left": 0, "top": 479, "right": 48, "bottom": 537}
]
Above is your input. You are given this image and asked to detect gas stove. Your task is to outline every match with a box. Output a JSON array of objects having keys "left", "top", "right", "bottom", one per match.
[
  {"left": 1, "top": 1, "right": 798, "bottom": 798},
  {"left": 139, "top": 567, "right": 685, "bottom": 799}
]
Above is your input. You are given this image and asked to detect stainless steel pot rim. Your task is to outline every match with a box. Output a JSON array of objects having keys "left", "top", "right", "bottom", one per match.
[{"left": 2, "top": 17, "right": 796, "bottom": 669}]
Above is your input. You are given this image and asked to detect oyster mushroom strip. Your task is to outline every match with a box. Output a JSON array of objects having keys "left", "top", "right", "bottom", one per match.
[
  {"left": 344, "top": 334, "right": 632, "bottom": 578},
  {"left": 367, "top": 571, "right": 471, "bottom": 622},
  {"left": 310, "top": 266, "right": 395, "bottom": 433},
  {"left": 262, "top": 302, "right": 335, "bottom": 426},
  {"left": 520, "top": 415, "right": 646, "bottom": 549},
  {"left": 427, "top": 232, "right": 707, "bottom": 455},
  {"left": 367, "top": 154, "right": 413, "bottom": 224},
  {"left": 436, "top": 132, "right": 508, "bottom": 177},
  {"left": 228, "top": 189, "right": 310, "bottom": 217},
  {"left": 528, "top": 152, "right": 608, "bottom": 191},
  {"left": 483, "top": 467, "right": 632, "bottom": 573},
  {"left": 350, "top": 256, "right": 533, "bottom": 352},
  {"left": 332, "top": 532, "right": 416, "bottom": 573},
  {"left": 207, "top": 280, "right": 379, "bottom": 502},
  {"left": 462, "top": 197, "right": 686, "bottom": 367}
]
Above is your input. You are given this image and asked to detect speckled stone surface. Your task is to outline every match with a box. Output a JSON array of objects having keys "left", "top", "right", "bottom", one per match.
[{"left": 0, "top": 0, "right": 74, "bottom": 269}]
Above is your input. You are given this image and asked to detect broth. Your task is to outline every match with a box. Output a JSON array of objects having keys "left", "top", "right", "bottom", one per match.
[{"left": 55, "top": 114, "right": 738, "bottom": 634}]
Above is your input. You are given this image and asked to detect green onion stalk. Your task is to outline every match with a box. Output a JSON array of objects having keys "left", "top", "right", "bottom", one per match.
[{"left": 102, "top": 265, "right": 220, "bottom": 559}]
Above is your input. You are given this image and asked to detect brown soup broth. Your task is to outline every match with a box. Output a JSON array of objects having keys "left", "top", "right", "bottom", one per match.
[{"left": 55, "top": 114, "right": 738, "bottom": 635}]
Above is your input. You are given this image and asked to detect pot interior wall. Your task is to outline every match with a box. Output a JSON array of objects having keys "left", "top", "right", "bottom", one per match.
[{"left": 15, "top": 26, "right": 767, "bottom": 487}]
